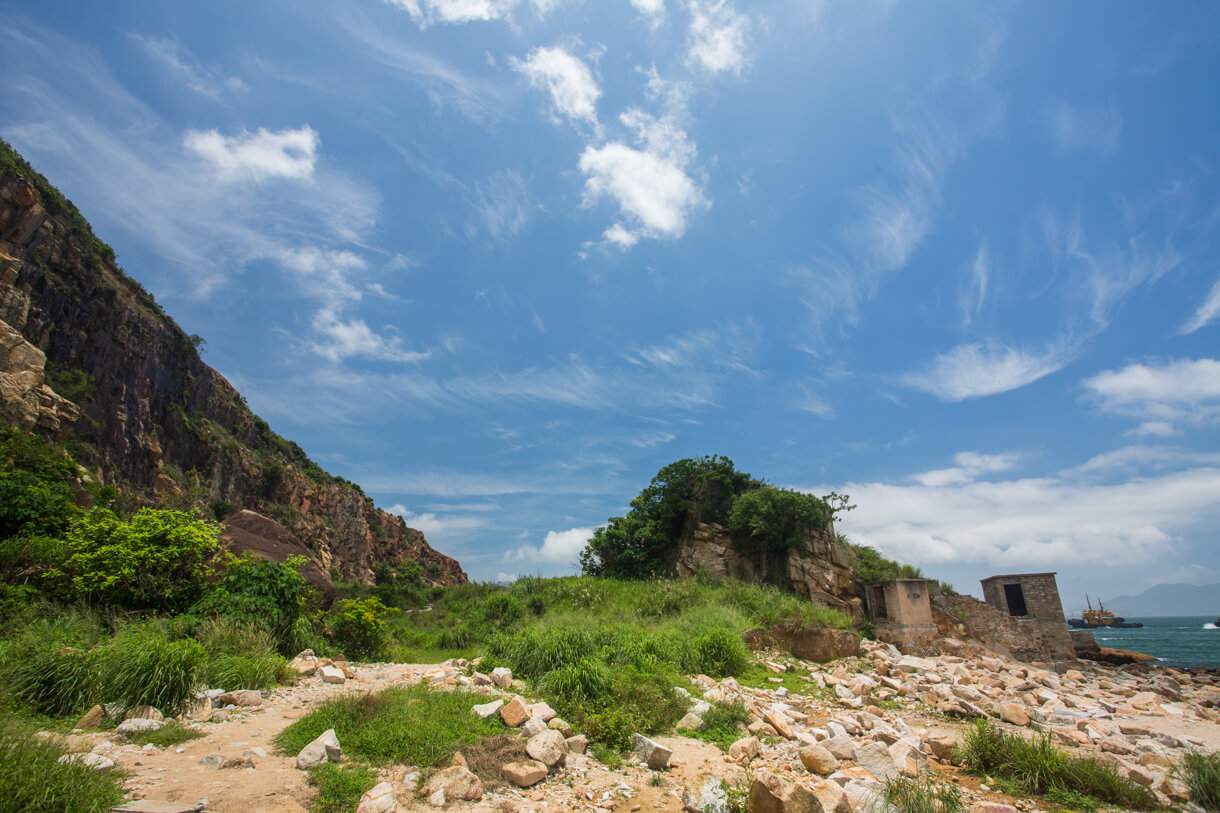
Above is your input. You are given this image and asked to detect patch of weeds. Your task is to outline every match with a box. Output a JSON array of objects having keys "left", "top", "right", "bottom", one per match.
[
  {"left": 461, "top": 733, "right": 527, "bottom": 789},
  {"left": 723, "top": 779, "right": 749, "bottom": 813},
  {"left": 0, "top": 722, "right": 126, "bottom": 812},
  {"left": 956, "top": 719, "right": 1158, "bottom": 810},
  {"left": 590, "top": 742, "right": 623, "bottom": 769},
  {"left": 276, "top": 685, "right": 506, "bottom": 769},
  {"left": 684, "top": 700, "right": 750, "bottom": 752},
  {"left": 307, "top": 761, "right": 378, "bottom": 813},
  {"left": 735, "top": 664, "right": 820, "bottom": 696},
  {"left": 121, "top": 720, "right": 204, "bottom": 749},
  {"left": 1178, "top": 750, "right": 1220, "bottom": 812},
  {"left": 649, "top": 773, "right": 667, "bottom": 787},
  {"left": 883, "top": 775, "right": 964, "bottom": 813},
  {"left": 1043, "top": 787, "right": 1100, "bottom": 812}
]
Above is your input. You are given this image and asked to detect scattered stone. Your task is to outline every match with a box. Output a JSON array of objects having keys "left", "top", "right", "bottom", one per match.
[
  {"left": 216, "top": 690, "right": 263, "bottom": 707},
  {"left": 565, "top": 734, "right": 588, "bottom": 755},
  {"left": 522, "top": 716, "right": 548, "bottom": 737},
  {"left": 531, "top": 702, "right": 558, "bottom": 722},
  {"left": 999, "top": 702, "right": 1030, "bottom": 727},
  {"left": 76, "top": 705, "right": 105, "bottom": 729},
  {"left": 296, "top": 728, "right": 341, "bottom": 769},
  {"left": 748, "top": 771, "right": 820, "bottom": 813},
  {"left": 319, "top": 665, "right": 346, "bottom": 684},
  {"left": 500, "top": 697, "right": 530, "bottom": 727},
  {"left": 633, "top": 733, "right": 673, "bottom": 770},
  {"left": 547, "top": 717, "right": 572, "bottom": 735},
  {"left": 526, "top": 729, "right": 568, "bottom": 768},
  {"left": 764, "top": 710, "right": 796, "bottom": 740},
  {"left": 971, "top": 805, "right": 1018, "bottom": 813},
  {"left": 421, "top": 766, "right": 483, "bottom": 803},
  {"left": 503, "top": 760, "right": 548, "bottom": 788},
  {"left": 820, "top": 735, "right": 857, "bottom": 761},
  {"left": 356, "top": 781, "right": 398, "bottom": 813},
  {"left": 117, "top": 718, "right": 164, "bottom": 734},
  {"left": 684, "top": 775, "right": 730, "bottom": 813},
  {"left": 678, "top": 712, "right": 706, "bottom": 731},
  {"left": 56, "top": 753, "right": 115, "bottom": 773},
  {"left": 124, "top": 706, "right": 164, "bottom": 721},
  {"left": 728, "top": 736, "right": 761, "bottom": 763},
  {"left": 798, "top": 744, "right": 838, "bottom": 775},
  {"left": 490, "top": 667, "right": 513, "bottom": 688},
  {"left": 471, "top": 699, "right": 504, "bottom": 719},
  {"left": 201, "top": 753, "right": 253, "bottom": 769},
  {"left": 855, "top": 741, "right": 898, "bottom": 782}
]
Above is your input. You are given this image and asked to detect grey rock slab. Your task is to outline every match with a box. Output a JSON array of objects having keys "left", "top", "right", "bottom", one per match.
[
  {"left": 296, "top": 728, "right": 341, "bottom": 769},
  {"left": 632, "top": 733, "right": 673, "bottom": 770}
]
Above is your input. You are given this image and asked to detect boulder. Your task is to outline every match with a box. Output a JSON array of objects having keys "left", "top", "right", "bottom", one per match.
[
  {"left": 998, "top": 702, "right": 1030, "bottom": 727},
  {"left": 502, "top": 760, "right": 548, "bottom": 788},
  {"left": 522, "top": 716, "right": 548, "bottom": 737},
  {"left": 798, "top": 744, "right": 838, "bottom": 775},
  {"left": 220, "top": 511, "right": 335, "bottom": 607},
  {"left": 747, "top": 772, "right": 821, "bottom": 813},
  {"left": 490, "top": 667, "right": 513, "bottom": 688},
  {"left": 296, "top": 728, "right": 341, "bottom": 769},
  {"left": 319, "top": 665, "right": 346, "bottom": 684},
  {"left": 547, "top": 717, "right": 572, "bottom": 735},
  {"left": 525, "top": 729, "right": 567, "bottom": 768},
  {"left": 56, "top": 753, "right": 115, "bottom": 773},
  {"left": 500, "top": 696, "right": 530, "bottom": 727},
  {"left": 420, "top": 766, "right": 482, "bottom": 803},
  {"left": 565, "top": 734, "right": 588, "bottom": 754},
  {"left": 811, "top": 780, "right": 852, "bottom": 813},
  {"left": 764, "top": 710, "right": 796, "bottom": 740},
  {"left": 75, "top": 705, "right": 105, "bottom": 729},
  {"left": 117, "top": 718, "right": 164, "bottom": 734},
  {"left": 821, "top": 735, "right": 856, "bottom": 761},
  {"left": 925, "top": 732, "right": 959, "bottom": 762},
  {"left": 729, "top": 736, "right": 761, "bottom": 762},
  {"left": 678, "top": 712, "right": 706, "bottom": 731},
  {"left": 217, "top": 690, "right": 264, "bottom": 707},
  {"left": 633, "top": 733, "right": 673, "bottom": 770},
  {"left": 124, "top": 706, "right": 164, "bottom": 721},
  {"left": 854, "top": 741, "right": 898, "bottom": 782},
  {"left": 531, "top": 702, "right": 557, "bottom": 722},
  {"left": 471, "top": 699, "right": 504, "bottom": 719},
  {"left": 356, "top": 781, "right": 399, "bottom": 813}
]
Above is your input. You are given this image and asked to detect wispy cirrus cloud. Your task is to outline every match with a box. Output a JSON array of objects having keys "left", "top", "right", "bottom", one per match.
[
  {"left": 1180, "top": 275, "right": 1220, "bottom": 334},
  {"left": 901, "top": 340, "right": 1077, "bottom": 401},
  {"left": 128, "top": 34, "right": 246, "bottom": 99},
  {"left": 1046, "top": 100, "right": 1121, "bottom": 156}
]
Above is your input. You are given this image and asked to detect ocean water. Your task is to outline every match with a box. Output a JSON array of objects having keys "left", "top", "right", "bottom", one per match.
[{"left": 1088, "top": 615, "right": 1220, "bottom": 669}]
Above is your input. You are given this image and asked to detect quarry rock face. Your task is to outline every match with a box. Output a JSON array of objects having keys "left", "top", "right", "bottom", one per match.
[
  {"left": 676, "top": 522, "right": 859, "bottom": 617},
  {"left": 0, "top": 167, "right": 465, "bottom": 586}
]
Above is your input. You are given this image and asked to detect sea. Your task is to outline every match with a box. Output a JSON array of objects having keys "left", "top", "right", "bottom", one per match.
[{"left": 1088, "top": 616, "right": 1220, "bottom": 670}]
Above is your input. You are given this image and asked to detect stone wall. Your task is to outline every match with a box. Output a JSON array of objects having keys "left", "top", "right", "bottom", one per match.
[
  {"left": 865, "top": 579, "right": 937, "bottom": 652},
  {"left": 933, "top": 588, "right": 1077, "bottom": 666}
]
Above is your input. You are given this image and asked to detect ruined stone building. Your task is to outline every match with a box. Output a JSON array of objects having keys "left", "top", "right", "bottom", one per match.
[{"left": 863, "top": 579, "right": 937, "bottom": 651}]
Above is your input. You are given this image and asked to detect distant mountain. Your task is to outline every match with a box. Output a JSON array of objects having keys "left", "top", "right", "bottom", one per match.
[{"left": 1105, "top": 583, "right": 1220, "bottom": 618}]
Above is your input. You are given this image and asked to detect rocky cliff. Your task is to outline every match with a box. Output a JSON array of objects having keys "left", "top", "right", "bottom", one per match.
[
  {"left": 675, "top": 522, "right": 862, "bottom": 618},
  {"left": 0, "top": 144, "right": 465, "bottom": 586}
]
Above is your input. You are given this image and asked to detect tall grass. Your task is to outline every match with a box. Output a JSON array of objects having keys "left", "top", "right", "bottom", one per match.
[
  {"left": 1179, "top": 750, "right": 1220, "bottom": 812},
  {"left": 195, "top": 618, "right": 285, "bottom": 690},
  {"left": 957, "top": 719, "right": 1159, "bottom": 810},
  {"left": 0, "top": 613, "right": 101, "bottom": 716},
  {"left": 883, "top": 775, "right": 964, "bottom": 813},
  {"left": 0, "top": 721, "right": 125, "bottom": 812},
  {"left": 89, "top": 624, "right": 205, "bottom": 715}
]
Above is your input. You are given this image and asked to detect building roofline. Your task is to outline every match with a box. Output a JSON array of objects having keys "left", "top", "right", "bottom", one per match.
[{"left": 980, "top": 572, "right": 1057, "bottom": 582}]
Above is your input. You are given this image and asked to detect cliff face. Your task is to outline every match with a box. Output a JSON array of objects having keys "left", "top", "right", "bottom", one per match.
[
  {"left": 674, "top": 521, "right": 862, "bottom": 618},
  {"left": 0, "top": 156, "right": 465, "bottom": 586}
]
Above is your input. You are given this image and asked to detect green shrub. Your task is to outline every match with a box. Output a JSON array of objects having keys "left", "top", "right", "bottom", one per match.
[
  {"left": 89, "top": 625, "right": 205, "bottom": 715},
  {"left": 1179, "top": 750, "right": 1220, "bottom": 812},
  {"left": 0, "top": 471, "right": 79, "bottom": 541},
  {"left": 538, "top": 658, "right": 612, "bottom": 704},
  {"left": 562, "top": 666, "right": 688, "bottom": 752},
  {"left": 193, "top": 618, "right": 285, "bottom": 690},
  {"left": 727, "top": 486, "right": 830, "bottom": 553},
  {"left": 0, "top": 724, "right": 125, "bottom": 812},
  {"left": 276, "top": 685, "right": 505, "bottom": 769},
  {"left": 957, "top": 719, "right": 1158, "bottom": 810},
  {"left": 483, "top": 592, "right": 523, "bottom": 624},
  {"left": 846, "top": 542, "right": 923, "bottom": 583},
  {"left": 689, "top": 626, "right": 750, "bottom": 677},
  {"left": 56, "top": 508, "right": 221, "bottom": 612},
  {"left": 328, "top": 597, "right": 393, "bottom": 660},
  {"left": 685, "top": 699, "right": 750, "bottom": 751},
  {"left": 195, "top": 554, "right": 307, "bottom": 649},
  {"left": 119, "top": 719, "right": 204, "bottom": 749}
]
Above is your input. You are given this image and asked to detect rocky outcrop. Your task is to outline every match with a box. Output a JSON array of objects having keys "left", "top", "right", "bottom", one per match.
[
  {"left": 675, "top": 522, "right": 860, "bottom": 618},
  {"left": 0, "top": 152, "right": 465, "bottom": 586},
  {"left": 219, "top": 510, "right": 336, "bottom": 607}
]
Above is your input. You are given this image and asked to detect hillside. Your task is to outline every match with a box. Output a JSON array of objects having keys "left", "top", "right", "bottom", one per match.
[
  {"left": 0, "top": 141, "right": 464, "bottom": 585},
  {"left": 1105, "top": 583, "right": 1220, "bottom": 618}
]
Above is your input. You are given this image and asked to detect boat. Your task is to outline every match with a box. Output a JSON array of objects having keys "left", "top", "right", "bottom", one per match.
[{"left": 1067, "top": 595, "right": 1144, "bottom": 629}]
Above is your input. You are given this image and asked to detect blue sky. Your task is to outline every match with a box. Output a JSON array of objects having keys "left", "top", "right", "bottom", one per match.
[{"left": 3, "top": 0, "right": 1219, "bottom": 610}]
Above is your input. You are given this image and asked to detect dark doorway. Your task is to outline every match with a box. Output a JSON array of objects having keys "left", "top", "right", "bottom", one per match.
[{"left": 1004, "top": 583, "right": 1028, "bottom": 617}]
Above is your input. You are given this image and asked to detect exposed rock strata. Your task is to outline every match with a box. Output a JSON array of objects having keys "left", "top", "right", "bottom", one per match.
[{"left": 0, "top": 162, "right": 464, "bottom": 585}]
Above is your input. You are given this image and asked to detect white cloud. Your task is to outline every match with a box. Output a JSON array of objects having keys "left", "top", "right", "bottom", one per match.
[
  {"left": 513, "top": 46, "right": 601, "bottom": 127},
  {"left": 902, "top": 341, "right": 1075, "bottom": 401},
  {"left": 1181, "top": 275, "right": 1220, "bottom": 334},
  {"left": 827, "top": 458, "right": 1220, "bottom": 572},
  {"left": 309, "top": 308, "right": 431, "bottom": 364},
  {"left": 579, "top": 108, "right": 705, "bottom": 246},
  {"left": 1083, "top": 358, "right": 1220, "bottom": 430},
  {"left": 685, "top": 0, "right": 750, "bottom": 75},
  {"left": 631, "top": 0, "right": 665, "bottom": 26},
  {"left": 1072, "top": 445, "right": 1220, "bottom": 477},
  {"left": 184, "top": 126, "right": 319, "bottom": 182},
  {"left": 274, "top": 247, "right": 367, "bottom": 306},
  {"left": 387, "top": 0, "right": 517, "bottom": 26},
  {"left": 128, "top": 35, "right": 245, "bottom": 98},
  {"left": 1046, "top": 101, "right": 1121, "bottom": 155},
  {"left": 914, "top": 451, "right": 1020, "bottom": 487},
  {"left": 387, "top": 504, "right": 489, "bottom": 539},
  {"left": 508, "top": 526, "right": 597, "bottom": 564}
]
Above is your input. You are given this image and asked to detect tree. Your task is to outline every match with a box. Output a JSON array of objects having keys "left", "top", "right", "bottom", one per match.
[
  {"left": 727, "top": 486, "right": 830, "bottom": 553},
  {"left": 55, "top": 508, "right": 221, "bottom": 612},
  {"left": 580, "top": 456, "right": 759, "bottom": 579}
]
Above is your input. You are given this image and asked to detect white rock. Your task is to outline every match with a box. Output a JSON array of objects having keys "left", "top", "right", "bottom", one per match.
[
  {"left": 632, "top": 733, "right": 672, "bottom": 770},
  {"left": 355, "top": 781, "right": 398, "bottom": 813},
  {"left": 471, "top": 699, "right": 504, "bottom": 719},
  {"left": 296, "top": 728, "right": 342, "bottom": 769},
  {"left": 490, "top": 667, "right": 513, "bottom": 688},
  {"left": 117, "top": 718, "right": 164, "bottom": 734},
  {"left": 319, "top": 665, "right": 346, "bottom": 684}
]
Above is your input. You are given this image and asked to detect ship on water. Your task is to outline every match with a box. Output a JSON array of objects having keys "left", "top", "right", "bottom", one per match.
[{"left": 1067, "top": 594, "right": 1144, "bottom": 629}]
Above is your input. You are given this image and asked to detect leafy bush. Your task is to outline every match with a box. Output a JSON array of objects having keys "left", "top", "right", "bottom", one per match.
[
  {"left": 0, "top": 471, "right": 78, "bottom": 541},
  {"left": 56, "top": 508, "right": 221, "bottom": 612},
  {"left": 1179, "top": 750, "right": 1220, "bottom": 812},
  {"left": 573, "top": 667, "right": 688, "bottom": 751},
  {"left": 689, "top": 626, "right": 750, "bottom": 677},
  {"left": 727, "top": 486, "right": 830, "bottom": 552},
  {"left": 0, "top": 723, "right": 125, "bottom": 812},
  {"left": 195, "top": 554, "right": 307, "bottom": 649},
  {"left": 957, "top": 719, "right": 1158, "bottom": 810},
  {"left": 328, "top": 597, "right": 392, "bottom": 660},
  {"left": 89, "top": 624, "right": 206, "bottom": 715},
  {"left": 684, "top": 699, "right": 750, "bottom": 751},
  {"left": 846, "top": 542, "right": 924, "bottom": 583}
]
